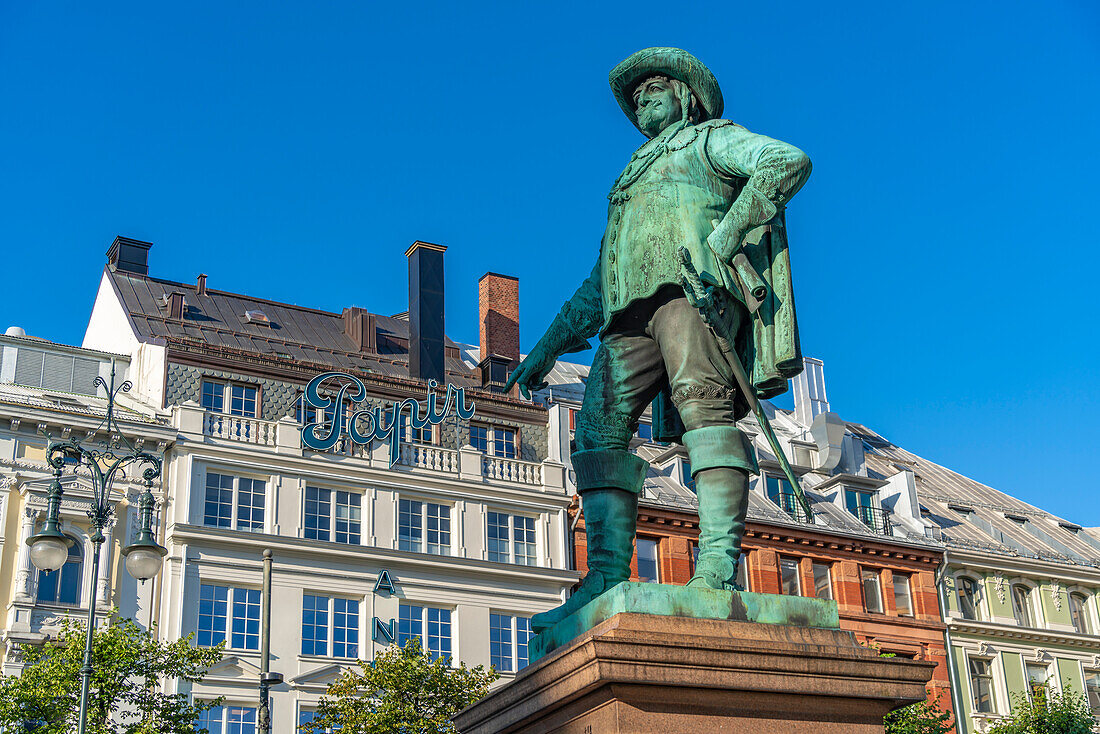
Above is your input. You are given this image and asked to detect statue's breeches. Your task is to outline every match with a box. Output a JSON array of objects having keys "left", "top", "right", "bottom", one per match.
[{"left": 574, "top": 292, "right": 756, "bottom": 485}]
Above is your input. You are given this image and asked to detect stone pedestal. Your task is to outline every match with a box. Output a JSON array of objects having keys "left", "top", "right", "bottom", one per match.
[{"left": 453, "top": 612, "right": 936, "bottom": 733}]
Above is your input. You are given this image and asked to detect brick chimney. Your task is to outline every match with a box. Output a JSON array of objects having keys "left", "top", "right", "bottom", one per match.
[
  {"left": 342, "top": 306, "right": 377, "bottom": 353},
  {"left": 106, "top": 236, "right": 152, "bottom": 275},
  {"left": 478, "top": 272, "right": 519, "bottom": 391},
  {"left": 406, "top": 241, "right": 447, "bottom": 383}
]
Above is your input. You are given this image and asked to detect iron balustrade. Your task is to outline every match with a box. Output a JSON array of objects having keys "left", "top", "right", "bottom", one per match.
[
  {"left": 850, "top": 505, "right": 892, "bottom": 535},
  {"left": 772, "top": 492, "right": 815, "bottom": 524}
]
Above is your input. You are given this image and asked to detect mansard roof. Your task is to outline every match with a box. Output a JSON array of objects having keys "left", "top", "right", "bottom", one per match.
[{"left": 104, "top": 267, "right": 478, "bottom": 385}]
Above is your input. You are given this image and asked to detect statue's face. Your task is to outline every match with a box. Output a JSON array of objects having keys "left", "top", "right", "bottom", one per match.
[{"left": 634, "top": 76, "right": 682, "bottom": 137}]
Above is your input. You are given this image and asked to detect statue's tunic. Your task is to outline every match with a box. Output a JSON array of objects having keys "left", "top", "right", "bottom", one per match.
[{"left": 557, "top": 119, "right": 812, "bottom": 401}]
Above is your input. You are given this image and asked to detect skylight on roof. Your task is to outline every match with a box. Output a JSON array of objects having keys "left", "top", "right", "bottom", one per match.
[{"left": 244, "top": 310, "right": 271, "bottom": 325}]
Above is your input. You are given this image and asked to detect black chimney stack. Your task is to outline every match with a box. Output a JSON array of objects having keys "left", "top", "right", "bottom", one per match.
[
  {"left": 106, "top": 236, "right": 152, "bottom": 275},
  {"left": 406, "top": 241, "right": 447, "bottom": 383}
]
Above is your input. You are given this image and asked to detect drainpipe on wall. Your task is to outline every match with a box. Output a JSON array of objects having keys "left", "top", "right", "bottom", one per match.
[{"left": 936, "top": 551, "right": 967, "bottom": 733}]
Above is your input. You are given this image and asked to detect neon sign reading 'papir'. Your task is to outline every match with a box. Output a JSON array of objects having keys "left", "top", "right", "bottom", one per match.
[{"left": 300, "top": 371, "right": 475, "bottom": 465}]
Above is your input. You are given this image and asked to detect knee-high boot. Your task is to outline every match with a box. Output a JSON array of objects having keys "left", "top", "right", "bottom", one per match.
[
  {"left": 687, "top": 466, "right": 750, "bottom": 589},
  {"left": 531, "top": 448, "right": 647, "bottom": 634}
]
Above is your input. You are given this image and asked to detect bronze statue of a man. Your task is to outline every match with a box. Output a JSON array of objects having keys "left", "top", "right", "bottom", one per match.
[{"left": 505, "top": 47, "right": 812, "bottom": 632}]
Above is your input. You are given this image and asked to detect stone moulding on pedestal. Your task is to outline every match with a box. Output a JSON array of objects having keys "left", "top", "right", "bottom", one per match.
[{"left": 453, "top": 585, "right": 935, "bottom": 734}]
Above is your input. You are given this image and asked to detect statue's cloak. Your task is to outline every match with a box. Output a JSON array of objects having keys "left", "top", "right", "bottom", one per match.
[{"left": 652, "top": 214, "right": 803, "bottom": 443}]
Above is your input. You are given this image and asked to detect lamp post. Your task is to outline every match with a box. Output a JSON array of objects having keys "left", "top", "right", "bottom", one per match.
[{"left": 25, "top": 367, "right": 167, "bottom": 734}]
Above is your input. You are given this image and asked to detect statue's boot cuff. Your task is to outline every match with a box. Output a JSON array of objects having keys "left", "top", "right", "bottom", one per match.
[
  {"left": 682, "top": 425, "right": 759, "bottom": 475},
  {"left": 572, "top": 449, "right": 649, "bottom": 494}
]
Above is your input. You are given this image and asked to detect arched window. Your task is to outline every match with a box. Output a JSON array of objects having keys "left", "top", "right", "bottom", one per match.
[
  {"left": 956, "top": 576, "right": 981, "bottom": 620},
  {"left": 36, "top": 536, "right": 82, "bottom": 605},
  {"left": 1011, "top": 584, "right": 1034, "bottom": 628},
  {"left": 1069, "top": 593, "right": 1093, "bottom": 635}
]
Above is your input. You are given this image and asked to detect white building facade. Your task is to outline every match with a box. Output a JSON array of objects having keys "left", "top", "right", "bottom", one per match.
[{"left": 79, "top": 237, "right": 577, "bottom": 731}]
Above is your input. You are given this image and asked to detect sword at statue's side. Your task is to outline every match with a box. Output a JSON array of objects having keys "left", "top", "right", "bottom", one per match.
[{"left": 678, "top": 247, "right": 813, "bottom": 522}]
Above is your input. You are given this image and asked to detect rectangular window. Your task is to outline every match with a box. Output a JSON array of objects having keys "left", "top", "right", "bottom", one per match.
[
  {"left": 398, "top": 499, "right": 450, "bottom": 555},
  {"left": 780, "top": 557, "right": 801, "bottom": 596},
  {"left": 470, "top": 424, "right": 488, "bottom": 452},
  {"left": 229, "top": 384, "right": 258, "bottom": 417},
  {"left": 568, "top": 409, "right": 577, "bottom": 432},
  {"left": 493, "top": 428, "right": 516, "bottom": 458},
  {"left": 736, "top": 553, "right": 750, "bottom": 591},
  {"left": 398, "top": 604, "right": 451, "bottom": 662},
  {"left": 1085, "top": 672, "right": 1100, "bottom": 714},
  {"left": 201, "top": 380, "right": 225, "bottom": 413},
  {"left": 862, "top": 568, "right": 883, "bottom": 614},
  {"left": 637, "top": 538, "right": 659, "bottom": 583},
  {"left": 197, "top": 705, "right": 257, "bottom": 734},
  {"left": 231, "top": 588, "right": 261, "bottom": 650},
  {"left": 297, "top": 709, "right": 338, "bottom": 733},
  {"left": 302, "top": 594, "right": 360, "bottom": 658},
  {"left": 490, "top": 614, "right": 534, "bottom": 673},
  {"left": 199, "top": 585, "right": 259, "bottom": 650},
  {"left": 487, "top": 512, "right": 537, "bottom": 565},
  {"left": 304, "top": 487, "right": 361, "bottom": 544},
  {"left": 1026, "top": 663, "right": 1049, "bottom": 702},
  {"left": 812, "top": 562, "right": 833, "bottom": 600},
  {"left": 204, "top": 472, "right": 265, "bottom": 532},
  {"left": 765, "top": 475, "right": 793, "bottom": 505},
  {"left": 893, "top": 573, "right": 913, "bottom": 617},
  {"left": 969, "top": 657, "right": 994, "bottom": 713},
  {"left": 635, "top": 422, "right": 652, "bottom": 441}
]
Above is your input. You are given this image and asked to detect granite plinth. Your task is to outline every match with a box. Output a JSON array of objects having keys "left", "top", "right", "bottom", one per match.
[
  {"left": 453, "top": 612, "right": 936, "bottom": 734},
  {"left": 529, "top": 582, "right": 840, "bottom": 663}
]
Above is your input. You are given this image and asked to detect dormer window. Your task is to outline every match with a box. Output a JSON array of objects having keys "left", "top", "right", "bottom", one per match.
[{"left": 845, "top": 488, "right": 888, "bottom": 533}]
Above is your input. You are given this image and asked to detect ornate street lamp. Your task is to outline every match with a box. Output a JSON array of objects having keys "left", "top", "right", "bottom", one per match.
[{"left": 25, "top": 368, "right": 167, "bottom": 734}]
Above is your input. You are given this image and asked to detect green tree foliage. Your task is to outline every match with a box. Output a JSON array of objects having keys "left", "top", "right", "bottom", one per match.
[
  {"left": 0, "top": 614, "right": 224, "bottom": 733},
  {"left": 302, "top": 639, "right": 499, "bottom": 734},
  {"left": 884, "top": 695, "right": 955, "bottom": 734},
  {"left": 988, "top": 689, "right": 1096, "bottom": 734}
]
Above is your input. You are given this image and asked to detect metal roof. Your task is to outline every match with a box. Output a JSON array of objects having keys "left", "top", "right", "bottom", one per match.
[{"left": 106, "top": 268, "right": 477, "bottom": 384}]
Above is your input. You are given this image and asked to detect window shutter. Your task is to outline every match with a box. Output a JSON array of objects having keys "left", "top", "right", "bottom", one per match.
[
  {"left": 72, "top": 358, "right": 100, "bottom": 395},
  {"left": 14, "top": 348, "right": 45, "bottom": 387},
  {"left": 42, "top": 353, "right": 75, "bottom": 392}
]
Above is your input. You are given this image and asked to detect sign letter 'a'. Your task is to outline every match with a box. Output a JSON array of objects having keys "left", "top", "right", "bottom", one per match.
[{"left": 373, "top": 569, "right": 396, "bottom": 595}]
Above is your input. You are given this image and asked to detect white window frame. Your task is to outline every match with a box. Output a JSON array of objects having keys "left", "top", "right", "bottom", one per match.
[
  {"left": 302, "top": 485, "right": 363, "bottom": 545},
  {"left": 195, "top": 701, "right": 258, "bottom": 733},
  {"left": 953, "top": 573, "right": 985, "bottom": 621},
  {"left": 486, "top": 510, "right": 538, "bottom": 566},
  {"left": 1008, "top": 579, "right": 1043, "bottom": 629},
  {"left": 636, "top": 537, "right": 660, "bottom": 583},
  {"left": 965, "top": 652, "right": 999, "bottom": 715},
  {"left": 397, "top": 602, "right": 455, "bottom": 662},
  {"left": 861, "top": 567, "right": 884, "bottom": 614},
  {"left": 197, "top": 583, "right": 261, "bottom": 652},
  {"left": 1066, "top": 586, "right": 1097, "bottom": 636},
  {"left": 201, "top": 470, "right": 267, "bottom": 532},
  {"left": 470, "top": 423, "right": 517, "bottom": 458},
  {"left": 779, "top": 556, "right": 802, "bottom": 596},
  {"left": 892, "top": 572, "right": 914, "bottom": 617},
  {"left": 301, "top": 593, "right": 361, "bottom": 660},
  {"left": 489, "top": 612, "right": 533, "bottom": 674},
  {"left": 201, "top": 377, "right": 260, "bottom": 418},
  {"left": 396, "top": 497, "right": 453, "bottom": 555}
]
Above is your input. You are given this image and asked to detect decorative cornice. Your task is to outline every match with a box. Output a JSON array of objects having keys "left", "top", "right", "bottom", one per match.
[{"left": 951, "top": 619, "right": 1100, "bottom": 649}]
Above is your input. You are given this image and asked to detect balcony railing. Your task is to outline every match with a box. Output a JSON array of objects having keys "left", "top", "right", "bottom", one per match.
[
  {"left": 196, "top": 408, "right": 550, "bottom": 488},
  {"left": 482, "top": 455, "right": 542, "bottom": 485},
  {"left": 850, "top": 505, "right": 892, "bottom": 535},
  {"left": 204, "top": 413, "right": 278, "bottom": 447},
  {"left": 771, "top": 492, "right": 814, "bottom": 524}
]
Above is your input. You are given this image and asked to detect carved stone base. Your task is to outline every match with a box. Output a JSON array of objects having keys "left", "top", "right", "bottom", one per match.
[{"left": 453, "top": 613, "right": 935, "bottom": 734}]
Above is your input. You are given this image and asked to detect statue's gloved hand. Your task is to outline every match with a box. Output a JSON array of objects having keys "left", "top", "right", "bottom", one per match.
[{"left": 502, "top": 312, "right": 586, "bottom": 399}]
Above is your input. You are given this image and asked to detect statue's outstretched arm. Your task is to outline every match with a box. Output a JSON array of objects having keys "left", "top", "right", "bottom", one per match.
[
  {"left": 704, "top": 125, "right": 812, "bottom": 264},
  {"left": 503, "top": 258, "right": 603, "bottom": 398}
]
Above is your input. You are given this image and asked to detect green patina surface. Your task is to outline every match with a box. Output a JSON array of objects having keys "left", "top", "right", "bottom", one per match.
[{"left": 529, "top": 582, "right": 839, "bottom": 663}]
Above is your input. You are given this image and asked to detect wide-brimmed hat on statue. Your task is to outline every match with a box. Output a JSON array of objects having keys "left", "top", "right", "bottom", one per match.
[{"left": 609, "top": 47, "right": 724, "bottom": 134}]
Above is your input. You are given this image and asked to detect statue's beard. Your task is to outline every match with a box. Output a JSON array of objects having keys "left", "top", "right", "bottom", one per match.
[{"left": 638, "top": 103, "right": 680, "bottom": 137}]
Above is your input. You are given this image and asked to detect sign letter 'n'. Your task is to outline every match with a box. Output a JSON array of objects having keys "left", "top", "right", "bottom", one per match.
[{"left": 373, "top": 617, "right": 396, "bottom": 644}]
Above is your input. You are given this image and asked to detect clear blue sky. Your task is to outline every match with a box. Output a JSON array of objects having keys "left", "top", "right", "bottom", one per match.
[{"left": 2, "top": 2, "right": 1098, "bottom": 524}]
